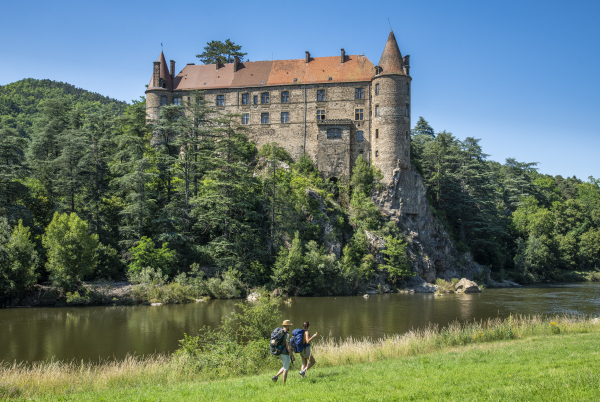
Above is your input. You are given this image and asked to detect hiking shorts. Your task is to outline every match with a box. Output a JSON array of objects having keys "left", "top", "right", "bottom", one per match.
[
  {"left": 301, "top": 345, "right": 311, "bottom": 359},
  {"left": 280, "top": 354, "right": 291, "bottom": 370}
]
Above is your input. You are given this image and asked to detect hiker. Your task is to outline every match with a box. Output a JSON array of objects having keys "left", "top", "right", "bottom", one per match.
[
  {"left": 299, "top": 321, "right": 318, "bottom": 377},
  {"left": 271, "top": 320, "right": 295, "bottom": 384}
]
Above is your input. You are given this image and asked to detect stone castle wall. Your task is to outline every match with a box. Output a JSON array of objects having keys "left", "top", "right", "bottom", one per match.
[{"left": 147, "top": 81, "right": 373, "bottom": 180}]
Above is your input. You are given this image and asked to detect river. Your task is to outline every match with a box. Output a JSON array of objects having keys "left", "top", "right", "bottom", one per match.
[{"left": 1, "top": 283, "right": 599, "bottom": 363}]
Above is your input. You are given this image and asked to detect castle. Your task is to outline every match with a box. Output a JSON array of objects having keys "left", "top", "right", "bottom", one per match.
[{"left": 145, "top": 31, "right": 411, "bottom": 184}]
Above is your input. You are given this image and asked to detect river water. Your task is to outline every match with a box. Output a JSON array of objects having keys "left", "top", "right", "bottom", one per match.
[{"left": 1, "top": 283, "right": 599, "bottom": 363}]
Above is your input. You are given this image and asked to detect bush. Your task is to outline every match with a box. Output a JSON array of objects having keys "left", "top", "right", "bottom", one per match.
[
  {"left": 127, "top": 237, "right": 177, "bottom": 276},
  {"left": 42, "top": 212, "right": 99, "bottom": 290},
  {"left": 380, "top": 236, "right": 415, "bottom": 284},
  {"left": 94, "top": 243, "right": 123, "bottom": 280},
  {"left": 172, "top": 293, "right": 280, "bottom": 377}
]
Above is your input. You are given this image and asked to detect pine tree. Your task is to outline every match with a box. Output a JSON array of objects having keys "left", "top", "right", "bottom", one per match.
[
  {"left": 196, "top": 39, "right": 247, "bottom": 64},
  {"left": 0, "top": 128, "right": 30, "bottom": 222},
  {"left": 191, "top": 112, "right": 260, "bottom": 269},
  {"left": 412, "top": 116, "right": 435, "bottom": 138}
]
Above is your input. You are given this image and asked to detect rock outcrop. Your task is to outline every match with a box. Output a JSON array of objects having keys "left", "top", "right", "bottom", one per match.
[
  {"left": 454, "top": 278, "right": 482, "bottom": 293},
  {"left": 372, "top": 166, "right": 488, "bottom": 284}
]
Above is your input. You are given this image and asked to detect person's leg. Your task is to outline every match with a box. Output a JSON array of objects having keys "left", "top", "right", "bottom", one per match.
[
  {"left": 306, "top": 354, "right": 316, "bottom": 371},
  {"left": 274, "top": 367, "right": 285, "bottom": 378},
  {"left": 301, "top": 357, "right": 308, "bottom": 371},
  {"left": 282, "top": 369, "right": 288, "bottom": 384}
]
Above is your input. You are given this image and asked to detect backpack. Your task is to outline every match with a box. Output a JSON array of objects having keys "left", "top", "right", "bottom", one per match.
[
  {"left": 270, "top": 327, "right": 286, "bottom": 356},
  {"left": 291, "top": 328, "right": 306, "bottom": 353}
]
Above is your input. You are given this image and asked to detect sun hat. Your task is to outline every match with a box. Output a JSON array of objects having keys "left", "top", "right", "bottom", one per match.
[{"left": 282, "top": 320, "right": 292, "bottom": 326}]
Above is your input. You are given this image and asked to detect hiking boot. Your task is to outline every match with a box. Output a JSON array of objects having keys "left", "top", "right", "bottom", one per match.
[
  {"left": 299, "top": 370, "right": 306, "bottom": 378},
  {"left": 271, "top": 376, "right": 278, "bottom": 382}
]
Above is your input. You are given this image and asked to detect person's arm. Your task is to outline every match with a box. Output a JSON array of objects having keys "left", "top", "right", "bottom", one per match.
[
  {"left": 308, "top": 332, "right": 318, "bottom": 343},
  {"left": 304, "top": 330, "right": 310, "bottom": 344},
  {"left": 287, "top": 341, "right": 295, "bottom": 361}
]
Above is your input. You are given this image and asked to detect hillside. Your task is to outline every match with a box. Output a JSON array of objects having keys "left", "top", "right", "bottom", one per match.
[{"left": 0, "top": 78, "right": 128, "bottom": 136}]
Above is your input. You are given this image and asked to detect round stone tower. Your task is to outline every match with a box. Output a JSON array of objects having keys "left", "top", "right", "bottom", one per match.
[
  {"left": 371, "top": 31, "right": 411, "bottom": 183},
  {"left": 145, "top": 51, "right": 173, "bottom": 121}
]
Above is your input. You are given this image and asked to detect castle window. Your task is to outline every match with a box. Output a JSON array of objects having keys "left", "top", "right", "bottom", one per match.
[
  {"left": 375, "top": 83, "right": 380, "bottom": 95},
  {"left": 242, "top": 93, "right": 250, "bottom": 105},
  {"left": 317, "top": 89, "right": 326, "bottom": 102},
  {"left": 375, "top": 150, "right": 379, "bottom": 157},
  {"left": 355, "top": 88, "right": 364, "bottom": 99},
  {"left": 355, "top": 109, "right": 364, "bottom": 120},
  {"left": 406, "top": 82, "right": 409, "bottom": 95},
  {"left": 405, "top": 151, "right": 408, "bottom": 156},
  {"left": 405, "top": 103, "right": 409, "bottom": 117},
  {"left": 376, "top": 129, "right": 379, "bottom": 139},
  {"left": 173, "top": 97, "right": 181, "bottom": 106},
  {"left": 281, "top": 91, "right": 289, "bottom": 103},
  {"left": 242, "top": 114, "right": 250, "bottom": 125},
  {"left": 162, "top": 81, "right": 167, "bottom": 89},
  {"left": 261, "top": 113, "right": 270, "bottom": 124},
  {"left": 317, "top": 110, "right": 326, "bottom": 121},
  {"left": 281, "top": 112, "right": 289, "bottom": 123},
  {"left": 253, "top": 95, "right": 258, "bottom": 105},
  {"left": 359, "top": 149, "right": 364, "bottom": 154},
  {"left": 261, "top": 92, "right": 270, "bottom": 104},
  {"left": 406, "top": 130, "right": 409, "bottom": 139},
  {"left": 375, "top": 105, "right": 379, "bottom": 117},
  {"left": 161, "top": 96, "right": 167, "bottom": 106},
  {"left": 357, "top": 131, "right": 364, "bottom": 142},
  {"left": 327, "top": 128, "right": 341, "bottom": 138},
  {"left": 216, "top": 95, "right": 225, "bottom": 106}
]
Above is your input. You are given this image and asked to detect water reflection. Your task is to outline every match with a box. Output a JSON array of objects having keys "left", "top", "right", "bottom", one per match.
[{"left": 1, "top": 283, "right": 599, "bottom": 363}]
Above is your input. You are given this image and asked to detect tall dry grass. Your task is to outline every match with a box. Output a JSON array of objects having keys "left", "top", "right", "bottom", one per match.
[{"left": 1, "top": 315, "right": 599, "bottom": 399}]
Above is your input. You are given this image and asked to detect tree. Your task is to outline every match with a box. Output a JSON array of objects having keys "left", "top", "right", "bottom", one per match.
[
  {"left": 0, "top": 127, "right": 30, "bottom": 222},
  {"left": 380, "top": 236, "right": 414, "bottom": 284},
  {"left": 4, "top": 220, "right": 39, "bottom": 295},
  {"left": 127, "top": 236, "right": 177, "bottom": 276},
  {"left": 42, "top": 212, "right": 99, "bottom": 289},
  {"left": 196, "top": 39, "right": 247, "bottom": 65},
  {"left": 412, "top": 116, "right": 435, "bottom": 139},
  {"left": 350, "top": 154, "right": 383, "bottom": 197}
]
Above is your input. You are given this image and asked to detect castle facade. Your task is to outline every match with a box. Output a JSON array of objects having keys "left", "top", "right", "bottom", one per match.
[{"left": 145, "top": 31, "right": 411, "bottom": 183}]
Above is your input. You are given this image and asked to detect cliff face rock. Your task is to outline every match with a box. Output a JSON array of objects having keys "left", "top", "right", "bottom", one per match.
[{"left": 372, "top": 167, "right": 487, "bottom": 283}]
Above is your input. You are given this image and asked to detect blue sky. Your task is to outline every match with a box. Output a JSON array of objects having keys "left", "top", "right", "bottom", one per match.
[{"left": 2, "top": 0, "right": 599, "bottom": 180}]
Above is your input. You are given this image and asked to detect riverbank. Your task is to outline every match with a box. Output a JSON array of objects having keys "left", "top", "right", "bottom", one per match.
[{"left": 1, "top": 315, "right": 599, "bottom": 400}]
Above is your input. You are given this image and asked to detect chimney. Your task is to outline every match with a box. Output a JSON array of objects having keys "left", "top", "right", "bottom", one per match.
[
  {"left": 170, "top": 60, "right": 175, "bottom": 80},
  {"left": 403, "top": 55, "right": 410, "bottom": 75},
  {"left": 216, "top": 58, "right": 223, "bottom": 70},
  {"left": 233, "top": 56, "right": 240, "bottom": 73},
  {"left": 153, "top": 61, "right": 160, "bottom": 87},
  {"left": 305, "top": 51, "right": 310, "bottom": 63},
  {"left": 341, "top": 48, "right": 345, "bottom": 64}
]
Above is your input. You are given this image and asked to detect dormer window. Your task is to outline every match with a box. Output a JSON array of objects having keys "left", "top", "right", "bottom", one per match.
[{"left": 161, "top": 81, "right": 167, "bottom": 89}]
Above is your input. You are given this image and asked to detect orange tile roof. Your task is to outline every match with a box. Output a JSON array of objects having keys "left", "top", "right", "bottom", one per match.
[
  {"left": 377, "top": 31, "right": 406, "bottom": 76},
  {"left": 169, "top": 54, "right": 374, "bottom": 91}
]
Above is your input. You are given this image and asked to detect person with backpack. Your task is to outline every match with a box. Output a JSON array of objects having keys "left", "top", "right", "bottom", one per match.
[
  {"left": 271, "top": 320, "right": 295, "bottom": 384},
  {"left": 298, "top": 321, "right": 318, "bottom": 377}
]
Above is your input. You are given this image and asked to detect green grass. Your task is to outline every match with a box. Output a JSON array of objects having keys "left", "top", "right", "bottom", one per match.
[{"left": 17, "top": 332, "right": 600, "bottom": 401}]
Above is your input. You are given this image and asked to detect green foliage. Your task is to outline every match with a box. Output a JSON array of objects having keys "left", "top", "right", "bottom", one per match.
[
  {"left": 196, "top": 39, "right": 247, "bottom": 65},
  {"left": 127, "top": 236, "right": 177, "bottom": 276},
  {"left": 349, "top": 154, "right": 383, "bottom": 197},
  {"left": 380, "top": 236, "right": 414, "bottom": 283},
  {"left": 42, "top": 212, "right": 99, "bottom": 290},
  {"left": 0, "top": 78, "right": 127, "bottom": 137},
  {"left": 4, "top": 220, "right": 39, "bottom": 294}
]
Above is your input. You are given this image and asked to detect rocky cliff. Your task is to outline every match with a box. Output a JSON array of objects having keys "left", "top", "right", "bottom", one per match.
[{"left": 372, "top": 166, "right": 487, "bottom": 283}]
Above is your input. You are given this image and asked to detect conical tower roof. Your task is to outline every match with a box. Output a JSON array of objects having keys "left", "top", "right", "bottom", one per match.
[
  {"left": 378, "top": 31, "right": 405, "bottom": 76},
  {"left": 158, "top": 51, "right": 173, "bottom": 90}
]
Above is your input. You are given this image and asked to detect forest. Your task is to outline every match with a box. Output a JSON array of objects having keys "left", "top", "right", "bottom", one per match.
[{"left": 0, "top": 79, "right": 598, "bottom": 301}]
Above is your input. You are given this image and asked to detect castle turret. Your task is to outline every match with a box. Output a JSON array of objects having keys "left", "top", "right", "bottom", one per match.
[
  {"left": 145, "top": 51, "right": 173, "bottom": 121},
  {"left": 371, "top": 31, "right": 411, "bottom": 182}
]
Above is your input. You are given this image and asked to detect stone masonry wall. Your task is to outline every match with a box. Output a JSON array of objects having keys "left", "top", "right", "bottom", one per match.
[
  {"left": 370, "top": 74, "right": 411, "bottom": 183},
  {"left": 146, "top": 81, "right": 372, "bottom": 180}
]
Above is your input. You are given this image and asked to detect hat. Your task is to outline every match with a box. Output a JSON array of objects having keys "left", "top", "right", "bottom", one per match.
[{"left": 282, "top": 320, "right": 292, "bottom": 326}]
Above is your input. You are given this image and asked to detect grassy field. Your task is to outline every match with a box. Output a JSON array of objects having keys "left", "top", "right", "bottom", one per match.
[
  {"left": 2, "top": 315, "right": 600, "bottom": 401},
  {"left": 7, "top": 332, "right": 599, "bottom": 401}
]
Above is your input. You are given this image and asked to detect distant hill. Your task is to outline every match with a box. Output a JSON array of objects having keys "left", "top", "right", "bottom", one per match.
[{"left": 0, "top": 78, "right": 129, "bottom": 136}]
